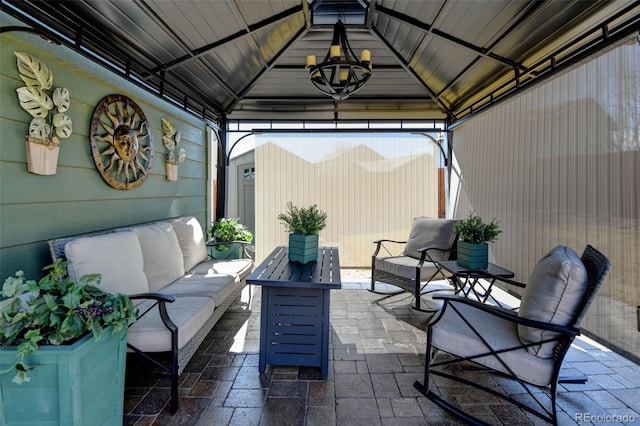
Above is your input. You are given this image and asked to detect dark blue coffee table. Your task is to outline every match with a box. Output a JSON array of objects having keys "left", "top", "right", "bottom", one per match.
[{"left": 248, "top": 246, "right": 341, "bottom": 377}]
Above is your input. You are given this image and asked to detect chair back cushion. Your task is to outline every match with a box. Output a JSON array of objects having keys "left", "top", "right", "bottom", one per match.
[
  {"left": 403, "top": 217, "right": 458, "bottom": 260},
  {"left": 518, "top": 246, "right": 588, "bottom": 358}
]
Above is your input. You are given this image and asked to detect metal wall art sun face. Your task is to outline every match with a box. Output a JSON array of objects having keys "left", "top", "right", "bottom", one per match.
[{"left": 90, "top": 94, "right": 154, "bottom": 190}]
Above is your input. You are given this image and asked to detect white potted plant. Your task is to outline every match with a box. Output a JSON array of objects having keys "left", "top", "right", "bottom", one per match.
[
  {"left": 161, "top": 117, "right": 185, "bottom": 181},
  {"left": 453, "top": 213, "right": 501, "bottom": 269},
  {"left": 15, "top": 52, "right": 73, "bottom": 175},
  {"left": 278, "top": 202, "right": 327, "bottom": 264}
]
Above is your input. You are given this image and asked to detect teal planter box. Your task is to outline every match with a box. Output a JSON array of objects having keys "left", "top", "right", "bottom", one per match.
[
  {"left": 0, "top": 327, "right": 128, "bottom": 426},
  {"left": 288, "top": 234, "right": 319, "bottom": 264},
  {"left": 457, "top": 241, "right": 489, "bottom": 269},
  {"left": 208, "top": 241, "right": 244, "bottom": 259}
]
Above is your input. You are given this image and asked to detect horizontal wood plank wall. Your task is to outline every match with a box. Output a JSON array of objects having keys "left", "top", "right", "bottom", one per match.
[
  {"left": 254, "top": 133, "right": 439, "bottom": 267},
  {"left": 450, "top": 39, "right": 639, "bottom": 360},
  {"left": 0, "top": 18, "right": 209, "bottom": 279}
]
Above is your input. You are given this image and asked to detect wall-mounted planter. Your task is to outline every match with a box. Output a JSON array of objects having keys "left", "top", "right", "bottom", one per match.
[
  {"left": 166, "top": 162, "right": 178, "bottom": 181},
  {"left": 0, "top": 327, "right": 128, "bottom": 426},
  {"left": 25, "top": 136, "right": 60, "bottom": 175},
  {"left": 457, "top": 241, "right": 489, "bottom": 269},
  {"left": 288, "top": 234, "right": 319, "bottom": 264}
]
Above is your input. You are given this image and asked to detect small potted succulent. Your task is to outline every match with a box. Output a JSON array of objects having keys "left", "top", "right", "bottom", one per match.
[
  {"left": 161, "top": 117, "right": 186, "bottom": 181},
  {"left": 453, "top": 213, "right": 501, "bottom": 269},
  {"left": 0, "top": 259, "right": 138, "bottom": 424},
  {"left": 208, "top": 218, "right": 253, "bottom": 259},
  {"left": 15, "top": 52, "right": 73, "bottom": 175},
  {"left": 278, "top": 202, "right": 327, "bottom": 263}
]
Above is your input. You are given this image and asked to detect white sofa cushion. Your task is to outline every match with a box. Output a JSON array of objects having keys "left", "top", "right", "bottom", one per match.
[
  {"left": 128, "top": 296, "right": 215, "bottom": 351},
  {"left": 188, "top": 258, "right": 254, "bottom": 281},
  {"left": 518, "top": 246, "right": 588, "bottom": 358},
  {"left": 65, "top": 231, "right": 149, "bottom": 296},
  {"left": 170, "top": 216, "right": 208, "bottom": 271},
  {"left": 133, "top": 222, "right": 185, "bottom": 292},
  {"left": 163, "top": 274, "right": 240, "bottom": 308}
]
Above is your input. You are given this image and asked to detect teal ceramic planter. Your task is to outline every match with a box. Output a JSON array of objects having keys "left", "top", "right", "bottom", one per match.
[
  {"left": 456, "top": 241, "right": 489, "bottom": 269},
  {"left": 0, "top": 327, "right": 128, "bottom": 426},
  {"left": 209, "top": 241, "right": 244, "bottom": 259},
  {"left": 288, "top": 234, "right": 319, "bottom": 263}
]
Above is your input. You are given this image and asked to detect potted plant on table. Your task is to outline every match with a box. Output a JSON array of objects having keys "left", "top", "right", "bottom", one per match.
[
  {"left": 0, "top": 259, "right": 137, "bottom": 425},
  {"left": 453, "top": 213, "right": 501, "bottom": 269},
  {"left": 208, "top": 218, "right": 253, "bottom": 260},
  {"left": 278, "top": 202, "right": 328, "bottom": 264}
]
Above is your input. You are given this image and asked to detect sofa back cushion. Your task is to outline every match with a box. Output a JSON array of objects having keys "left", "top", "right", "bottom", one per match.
[
  {"left": 404, "top": 217, "right": 458, "bottom": 260},
  {"left": 65, "top": 231, "right": 149, "bottom": 296},
  {"left": 133, "top": 222, "right": 185, "bottom": 292},
  {"left": 518, "top": 245, "right": 588, "bottom": 358},
  {"left": 170, "top": 216, "right": 208, "bottom": 271}
]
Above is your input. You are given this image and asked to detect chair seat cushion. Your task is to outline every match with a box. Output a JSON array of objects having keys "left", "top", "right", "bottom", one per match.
[
  {"left": 128, "top": 296, "right": 215, "bottom": 352},
  {"left": 431, "top": 301, "right": 554, "bottom": 387},
  {"left": 518, "top": 246, "right": 587, "bottom": 358},
  {"left": 375, "top": 256, "right": 448, "bottom": 281}
]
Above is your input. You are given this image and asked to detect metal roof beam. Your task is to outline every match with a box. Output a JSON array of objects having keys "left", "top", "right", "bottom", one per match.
[
  {"left": 370, "top": 25, "right": 454, "bottom": 119},
  {"left": 375, "top": 5, "right": 525, "bottom": 72}
]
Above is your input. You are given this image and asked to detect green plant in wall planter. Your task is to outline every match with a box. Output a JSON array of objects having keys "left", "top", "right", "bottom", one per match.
[
  {"left": 161, "top": 117, "right": 186, "bottom": 181},
  {"left": 14, "top": 52, "right": 73, "bottom": 176},
  {"left": 278, "top": 202, "right": 328, "bottom": 264},
  {"left": 0, "top": 259, "right": 137, "bottom": 425},
  {"left": 208, "top": 218, "right": 253, "bottom": 259},
  {"left": 453, "top": 213, "right": 501, "bottom": 269}
]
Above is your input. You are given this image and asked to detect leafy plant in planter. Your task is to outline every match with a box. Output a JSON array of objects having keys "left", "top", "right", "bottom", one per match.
[
  {"left": 208, "top": 218, "right": 253, "bottom": 259},
  {"left": 15, "top": 52, "right": 73, "bottom": 175},
  {"left": 278, "top": 202, "right": 327, "bottom": 263},
  {"left": 0, "top": 259, "right": 137, "bottom": 384},
  {"left": 453, "top": 213, "right": 501, "bottom": 269}
]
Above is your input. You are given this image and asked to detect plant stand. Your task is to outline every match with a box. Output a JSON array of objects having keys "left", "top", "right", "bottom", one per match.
[
  {"left": 457, "top": 241, "right": 489, "bottom": 269},
  {"left": 0, "top": 327, "right": 128, "bottom": 426},
  {"left": 26, "top": 136, "right": 60, "bottom": 175}
]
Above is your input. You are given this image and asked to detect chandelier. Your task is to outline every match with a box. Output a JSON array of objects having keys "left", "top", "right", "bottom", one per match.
[{"left": 306, "top": 20, "right": 372, "bottom": 101}]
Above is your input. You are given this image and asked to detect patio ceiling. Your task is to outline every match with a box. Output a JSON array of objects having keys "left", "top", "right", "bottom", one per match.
[{"left": 2, "top": 0, "right": 639, "bottom": 125}]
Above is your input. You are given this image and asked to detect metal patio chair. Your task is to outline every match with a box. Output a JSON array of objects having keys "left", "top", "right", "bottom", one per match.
[
  {"left": 414, "top": 245, "right": 611, "bottom": 425},
  {"left": 370, "top": 217, "right": 458, "bottom": 311}
]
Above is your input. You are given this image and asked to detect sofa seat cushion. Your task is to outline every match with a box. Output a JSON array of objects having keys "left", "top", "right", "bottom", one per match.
[
  {"left": 133, "top": 222, "right": 185, "bottom": 292},
  {"left": 188, "top": 259, "right": 254, "bottom": 281},
  {"left": 170, "top": 216, "right": 208, "bottom": 271},
  {"left": 432, "top": 301, "right": 554, "bottom": 387},
  {"left": 65, "top": 231, "right": 149, "bottom": 296},
  {"left": 518, "top": 246, "right": 587, "bottom": 358},
  {"left": 163, "top": 274, "right": 241, "bottom": 308},
  {"left": 128, "top": 296, "right": 215, "bottom": 352}
]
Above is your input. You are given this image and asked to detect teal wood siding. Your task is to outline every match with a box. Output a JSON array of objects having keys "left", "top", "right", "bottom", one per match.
[{"left": 0, "top": 14, "right": 210, "bottom": 279}]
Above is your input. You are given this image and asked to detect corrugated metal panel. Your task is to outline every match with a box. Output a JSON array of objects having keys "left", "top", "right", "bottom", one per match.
[
  {"left": 254, "top": 133, "right": 440, "bottom": 266},
  {"left": 451, "top": 39, "right": 639, "bottom": 359}
]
